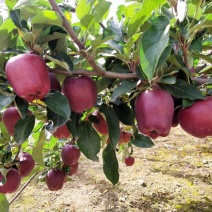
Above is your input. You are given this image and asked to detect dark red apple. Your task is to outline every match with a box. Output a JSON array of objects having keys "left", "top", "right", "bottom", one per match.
[
  {"left": 49, "top": 72, "right": 61, "bottom": 91},
  {"left": 5, "top": 54, "right": 50, "bottom": 102},
  {"left": 2, "top": 107, "right": 31, "bottom": 136},
  {"left": 178, "top": 96, "right": 212, "bottom": 138},
  {"left": 61, "top": 144, "right": 80, "bottom": 165},
  {"left": 53, "top": 124, "right": 71, "bottom": 139},
  {"left": 125, "top": 156, "right": 135, "bottom": 166},
  {"left": 134, "top": 88, "right": 174, "bottom": 139},
  {"left": 92, "top": 110, "right": 108, "bottom": 135},
  {"left": 19, "top": 152, "right": 35, "bottom": 177},
  {"left": 46, "top": 169, "right": 65, "bottom": 191},
  {"left": 0, "top": 168, "right": 21, "bottom": 194},
  {"left": 3, "top": 107, "right": 21, "bottom": 136},
  {"left": 62, "top": 76, "right": 97, "bottom": 113},
  {"left": 69, "top": 162, "right": 79, "bottom": 176}
]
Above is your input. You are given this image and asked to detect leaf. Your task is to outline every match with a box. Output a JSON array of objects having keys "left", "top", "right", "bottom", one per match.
[
  {"left": 159, "top": 75, "right": 176, "bottom": 84},
  {"left": 113, "top": 103, "right": 135, "bottom": 126},
  {"left": 15, "top": 96, "right": 29, "bottom": 118},
  {"left": 43, "top": 91, "right": 71, "bottom": 119},
  {"left": 162, "top": 79, "right": 204, "bottom": 100},
  {"left": 93, "top": 1, "right": 111, "bottom": 22},
  {"left": 128, "top": 0, "right": 166, "bottom": 36},
  {"left": 157, "top": 45, "right": 172, "bottom": 69},
  {"left": 31, "top": 10, "right": 63, "bottom": 26},
  {"left": 81, "top": 14, "right": 95, "bottom": 30},
  {"left": 0, "top": 93, "right": 15, "bottom": 110},
  {"left": 76, "top": 0, "right": 92, "bottom": 20},
  {"left": 77, "top": 122, "right": 100, "bottom": 161},
  {"left": 132, "top": 134, "right": 155, "bottom": 148},
  {"left": 102, "top": 143, "right": 119, "bottom": 185},
  {"left": 32, "top": 129, "right": 45, "bottom": 167},
  {"left": 5, "top": 0, "right": 18, "bottom": 10},
  {"left": 192, "top": 53, "right": 212, "bottom": 64},
  {"left": 111, "top": 80, "right": 137, "bottom": 102},
  {"left": 0, "top": 194, "right": 9, "bottom": 212},
  {"left": 99, "top": 105, "right": 120, "bottom": 147},
  {"left": 139, "top": 16, "right": 170, "bottom": 81},
  {"left": 14, "top": 115, "right": 35, "bottom": 145}
]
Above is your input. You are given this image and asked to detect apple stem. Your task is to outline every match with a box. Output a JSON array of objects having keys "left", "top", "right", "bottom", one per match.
[{"left": 14, "top": 145, "right": 22, "bottom": 161}]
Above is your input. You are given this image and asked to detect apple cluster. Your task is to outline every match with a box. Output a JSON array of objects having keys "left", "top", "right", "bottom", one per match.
[{"left": 46, "top": 144, "right": 80, "bottom": 191}]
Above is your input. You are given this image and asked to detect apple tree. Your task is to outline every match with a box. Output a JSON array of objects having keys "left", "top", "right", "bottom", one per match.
[{"left": 0, "top": 0, "right": 212, "bottom": 209}]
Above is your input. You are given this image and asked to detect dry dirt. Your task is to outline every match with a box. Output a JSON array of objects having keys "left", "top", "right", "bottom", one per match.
[{"left": 7, "top": 126, "right": 212, "bottom": 212}]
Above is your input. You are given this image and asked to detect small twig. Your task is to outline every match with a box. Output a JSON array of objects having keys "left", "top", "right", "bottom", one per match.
[
  {"left": 9, "top": 172, "right": 39, "bottom": 205},
  {"left": 14, "top": 146, "right": 22, "bottom": 161}
]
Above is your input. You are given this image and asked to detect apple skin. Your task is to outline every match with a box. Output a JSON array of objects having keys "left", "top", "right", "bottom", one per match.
[
  {"left": 178, "top": 96, "right": 212, "bottom": 138},
  {"left": 49, "top": 72, "right": 61, "bottom": 91},
  {"left": 69, "top": 162, "right": 79, "bottom": 176},
  {"left": 134, "top": 88, "right": 174, "bottom": 139},
  {"left": 61, "top": 144, "right": 81, "bottom": 165},
  {"left": 118, "top": 131, "right": 132, "bottom": 145},
  {"left": 62, "top": 76, "right": 97, "bottom": 113},
  {"left": 125, "top": 156, "right": 135, "bottom": 166},
  {"left": 5, "top": 54, "right": 50, "bottom": 102},
  {"left": 3, "top": 107, "right": 21, "bottom": 136},
  {"left": 53, "top": 124, "right": 71, "bottom": 139},
  {"left": 19, "top": 152, "right": 35, "bottom": 177},
  {"left": 92, "top": 110, "right": 108, "bottom": 135},
  {"left": 46, "top": 169, "right": 65, "bottom": 191},
  {"left": 2, "top": 107, "right": 31, "bottom": 136},
  {"left": 0, "top": 169, "right": 21, "bottom": 194}
]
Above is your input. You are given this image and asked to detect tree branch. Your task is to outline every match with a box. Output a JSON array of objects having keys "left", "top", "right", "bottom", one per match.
[{"left": 48, "top": 0, "right": 137, "bottom": 79}]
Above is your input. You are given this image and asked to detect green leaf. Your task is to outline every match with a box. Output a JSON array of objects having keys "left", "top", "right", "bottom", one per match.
[
  {"left": 157, "top": 45, "right": 172, "bottom": 69},
  {"left": 32, "top": 129, "right": 45, "bottom": 167},
  {"left": 14, "top": 115, "right": 35, "bottom": 145},
  {"left": 113, "top": 103, "right": 135, "bottom": 126},
  {"left": 93, "top": 1, "right": 111, "bottom": 22},
  {"left": 102, "top": 143, "right": 119, "bottom": 185},
  {"left": 192, "top": 53, "right": 212, "bottom": 64},
  {"left": 159, "top": 75, "right": 176, "bottom": 84},
  {"left": 132, "top": 134, "right": 155, "bottom": 148},
  {"left": 162, "top": 79, "right": 204, "bottom": 100},
  {"left": 43, "top": 91, "right": 71, "bottom": 119},
  {"left": 76, "top": 0, "right": 92, "bottom": 20},
  {"left": 0, "top": 194, "right": 9, "bottom": 212},
  {"left": 77, "top": 122, "right": 100, "bottom": 161},
  {"left": 5, "top": 0, "right": 18, "bottom": 10},
  {"left": 139, "top": 16, "right": 170, "bottom": 81},
  {"left": 99, "top": 105, "right": 120, "bottom": 147},
  {"left": 15, "top": 96, "right": 29, "bottom": 118},
  {"left": 81, "top": 14, "right": 95, "bottom": 30},
  {"left": 111, "top": 80, "right": 137, "bottom": 102},
  {"left": 31, "top": 10, "right": 63, "bottom": 26},
  {"left": 128, "top": 0, "right": 166, "bottom": 36},
  {"left": 0, "top": 94, "right": 15, "bottom": 110}
]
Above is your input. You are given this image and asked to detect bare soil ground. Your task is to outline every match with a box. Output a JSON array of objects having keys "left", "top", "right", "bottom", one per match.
[{"left": 8, "top": 127, "right": 212, "bottom": 212}]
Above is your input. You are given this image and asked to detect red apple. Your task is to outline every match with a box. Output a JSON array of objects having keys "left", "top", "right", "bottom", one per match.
[
  {"left": 61, "top": 144, "right": 80, "bottom": 165},
  {"left": 46, "top": 169, "right": 65, "bottom": 191},
  {"left": 134, "top": 88, "right": 174, "bottom": 139},
  {"left": 2, "top": 107, "right": 31, "bottom": 136},
  {"left": 49, "top": 72, "right": 61, "bottom": 91},
  {"left": 69, "top": 162, "right": 79, "bottom": 176},
  {"left": 19, "top": 152, "right": 35, "bottom": 177},
  {"left": 53, "top": 124, "right": 71, "bottom": 139},
  {"left": 118, "top": 131, "right": 132, "bottom": 145},
  {"left": 178, "top": 96, "right": 212, "bottom": 138},
  {"left": 92, "top": 110, "right": 108, "bottom": 135},
  {"left": 62, "top": 76, "right": 97, "bottom": 113},
  {"left": 0, "top": 168, "right": 21, "bottom": 194},
  {"left": 5, "top": 54, "right": 50, "bottom": 102},
  {"left": 125, "top": 156, "right": 135, "bottom": 166}
]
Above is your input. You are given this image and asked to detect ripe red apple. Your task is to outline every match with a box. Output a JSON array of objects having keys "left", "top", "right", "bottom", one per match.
[
  {"left": 49, "top": 72, "right": 61, "bottom": 91},
  {"left": 3, "top": 107, "right": 21, "bottom": 136},
  {"left": 118, "top": 131, "right": 132, "bottom": 145},
  {"left": 62, "top": 76, "right": 97, "bottom": 113},
  {"left": 178, "top": 96, "right": 212, "bottom": 138},
  {"left": 69, "top": 162, "right": 79, "bottom": 176},
  {"left": 61, "top": 144, "right": 81, "bottom": 165},
  {"left": 53, "top": 124, "right": 71, "bottom": 139},
  {"left": 2, "top": 107, "right": 31, "bottom": 136},
  {"left": 0, "top": 168, "right": 21, "bottom": 194},
  {"left": 18, "top": 152, "right": 35, "bottom": 177},
  {"left": 5, "top": 54, "right": 50, "bottom": 102},
  {"left": 92, "top": 110, "right": 108, "bottom": 135},
  {"left": 134, "top": 88, "right": 174, "bottom": 139},
  {"left": 46, "top": 169, "right": 65, "bottom": 191},
  {"left": 125, "top": 156, "right": 135, "bottom": 166}
]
